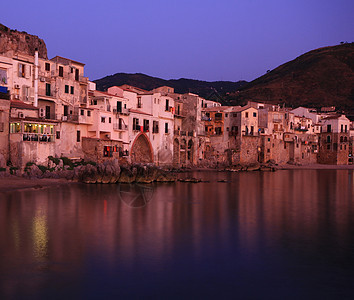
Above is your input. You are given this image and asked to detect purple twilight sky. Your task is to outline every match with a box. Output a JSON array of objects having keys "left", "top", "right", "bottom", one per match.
[{"left": 2, "top": 0, "right": 354, "bottom": 82}]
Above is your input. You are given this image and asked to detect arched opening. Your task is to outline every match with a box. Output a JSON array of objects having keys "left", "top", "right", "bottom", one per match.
[
  {"left": 187, "top": 139, "right": 194, "bottom": 165},
  {"left": 180, "top": 139, "right": 186, "bottom": 166},
  {"left": 131, "top": 133, "right": 153, "bottom": 163},
  {"left": 173, "top": 138, "right": 180, "bottom": 166}
]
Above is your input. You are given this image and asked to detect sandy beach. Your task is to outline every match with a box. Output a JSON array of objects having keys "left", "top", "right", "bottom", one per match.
[{"left": 0, "top": 176, "right": 76, "bottom": 194}]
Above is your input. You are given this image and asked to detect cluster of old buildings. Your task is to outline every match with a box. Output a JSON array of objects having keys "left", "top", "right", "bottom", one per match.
[{"left": 0, "top": 49, "right": 353, "bottom": 169}]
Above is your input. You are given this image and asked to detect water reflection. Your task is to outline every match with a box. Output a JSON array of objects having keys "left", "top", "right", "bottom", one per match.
[{"left": 0, "top": 170, "right": 353, "bottom": 298}]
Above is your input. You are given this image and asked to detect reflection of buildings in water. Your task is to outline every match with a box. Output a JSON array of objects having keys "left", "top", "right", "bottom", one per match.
[
  {"left": 237, "top": 171, "right": 321, "bottom": 253},
  {"left": 0, "top": 171, "right": 353, "bottom": 296},
  {"left": 236, "top": 170, "right": 354, "bottom": 255},
  {"left": 32, "top": 211, "right": 48, "bottom": 260}
]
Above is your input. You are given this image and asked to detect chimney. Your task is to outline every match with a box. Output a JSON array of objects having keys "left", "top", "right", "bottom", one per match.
[{"left": 34, "top": 48, "right": 39, "bottom": 107}]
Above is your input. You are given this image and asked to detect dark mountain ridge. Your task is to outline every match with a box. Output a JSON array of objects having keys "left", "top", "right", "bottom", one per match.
[
  {"left": 228, "top": 43, "right": 354, "bottom": 114},
  {"left": 94, "top": 73, "right": 247, "bottom": 102},
  {"left": 95, "top": 44, "right": 354, "bottom": 115}
]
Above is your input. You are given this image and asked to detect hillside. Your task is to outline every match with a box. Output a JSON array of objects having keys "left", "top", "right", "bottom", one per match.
[
  {"left": 94, "top": 73, "right": 247, "bottom": 102},
  {"left": 227, "top": 43, "right": 354, "bottom": 112},
  {"left": 0, "top": 23, "right": 47, "bottom": 59}
]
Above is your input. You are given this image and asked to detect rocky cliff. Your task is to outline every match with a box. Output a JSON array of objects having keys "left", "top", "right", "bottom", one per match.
[{"left": 0, "top": 23, "right": 47, "bottom": 59}]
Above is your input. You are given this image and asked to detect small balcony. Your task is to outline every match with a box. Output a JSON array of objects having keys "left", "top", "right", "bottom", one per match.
[
  {"left": 22, "top": 133, "right": 55, "bottom": 142},
  {"left": 113, "top": 123, "right": 128, "bottom": 131},
  {"left": 61, "top": 114, "right": 79, "bottom": 122},
  {"left": 113, "top": 107, "right": 129, "bottom": 115}
]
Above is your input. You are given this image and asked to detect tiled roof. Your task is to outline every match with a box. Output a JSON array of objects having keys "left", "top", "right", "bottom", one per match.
[
  {"left": 129, "top": 109, "right": 152, "bottom": 116},
  {"left": 11, "top": 100, "right": 38, "bottom": 110}
]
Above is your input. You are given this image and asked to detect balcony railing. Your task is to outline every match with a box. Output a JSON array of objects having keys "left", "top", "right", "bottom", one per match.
[
  {"left": 61, "top": 114, "right": 79, "bottom": 122},
  {"left": 113, "top": 123, "right": 128, "bottom": 131},
  {"left": 22, "top": 133, "right": 55, "bottom": 142},
  {"left": 113, "top": 107, "right": 129, "bottom": 115}
]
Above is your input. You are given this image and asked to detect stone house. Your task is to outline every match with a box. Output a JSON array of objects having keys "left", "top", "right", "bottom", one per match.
[
  {"left": 317, "top": 115, "right": 351, "bottom": 164},
  {"left": 118, "top": 85, "right": 175, "bottom": 166},
  {"left": 168, "top": 92, "right": 206, "bottom": 167}
]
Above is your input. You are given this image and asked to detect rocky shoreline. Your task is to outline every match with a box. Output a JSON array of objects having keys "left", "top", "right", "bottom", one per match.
[{"left": 0, "top": 157, "right": 353, "bottom": 193}]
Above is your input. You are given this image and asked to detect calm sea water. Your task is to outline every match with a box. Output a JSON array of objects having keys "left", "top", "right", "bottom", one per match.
[{"left": 1, "top": 170, "right": 354, "bottom": 299}]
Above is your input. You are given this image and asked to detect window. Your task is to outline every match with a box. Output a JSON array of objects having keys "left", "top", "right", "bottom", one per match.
[
  {"left": 215, "top": 113, "right": 222, "bottom": 120},
  {"left": 103, "top": 146, "right": 113, "bottom": 157},
  {"left": 165, "top": 122, "right": 169, "bottom": 134},
  {"left": 143, "top": 119, "right": 149, "bottom": 132},
  {"left": 153, "top": 121, "right": 159, "bottom": 133},
  {"left": 137, "top": 97, "right": 142, "bottom": 108},
  {"left": 109, "top": 117, "right": 111, "bottom": 123},
  {"left": 76, "top": 130, "right": 80, "bottom": 142},
  {"left": 10, "top": 123, "right": 21, "bottom": 133},
  {"left": 87, "top": 111, "right": 91, "bottom": 117},
  {"left": 56, "top": 131, "right": 60, "bottom": 139},
  {"left": 81, "top": 109, "right": 84, "bottom": 116},
  {"left": 226, "top": 127, "right": 229, "bottom": 131},
  {"left": 165, "top": 99, "right": 169, "bottom": 111},
  {"left": 18, "top": 63, "right": 25, "bottom": 77},
  {"left": 341, "top": 124, "right": 344, "bottom": 132},
  {"left": 65, "top": 85, "right": 69, "bottom": 93},
  {"left": 225, "top": 113, "right": 228, "bottom": 118},
  {"left": 327, "top": 125, "right": 331, "bottom": 133},
  {"left": 116, "top": 101, "right": 122, "bottom": 113},
  {"left": 46, "top": 83, "right": 51, "bottom": 96},
  {"left": 70, "top": 86, "right": 74, "bottom": 94},
  {"left": 215, "top": 127, "right": 222, "bottom": 135},
  {"left": 64, "top": 105, "right": 68, "bottom": 116},
  {"left": 326, "top": 136, "right": 331, "bottom": 143},
  {"left": 345, "top": 125, "right": 348, "bottom": 133},
  {"left": 133, "top": 118, "right": 139, "bottom": 130},
  {"left": 75, "top": 69, "right": 79, "bottom": 81},
  {"left": 59, "top": 66, "right": 64, "bottom": 77},
  {"left": 245, "top": 112, "right": 249, "bottom": 118},
  {"left": 253, "top": 112, "right": 257, "bottom": 117},
  {"left": 101, "top": 117, "right": 106, "bottom": 123},
  {"left": 45, "top": 63, "right": 50, "bottom": 71}
]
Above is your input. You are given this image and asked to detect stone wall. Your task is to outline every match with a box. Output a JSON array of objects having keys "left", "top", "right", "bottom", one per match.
[
  {"left": 82, "top": 137, "right": 121, "bottom": 163},
  {"left": 9, "top": 134, "right": 56, "bottom": 167},
  {"left": 0, "top": 99, "right": 10, "bottom": 166},
  {"left": 318, "top": 132, "right": 350, "bottom": 165},
  {"left": 240, "top": 136, "right": 261, "bottom": 164}
]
